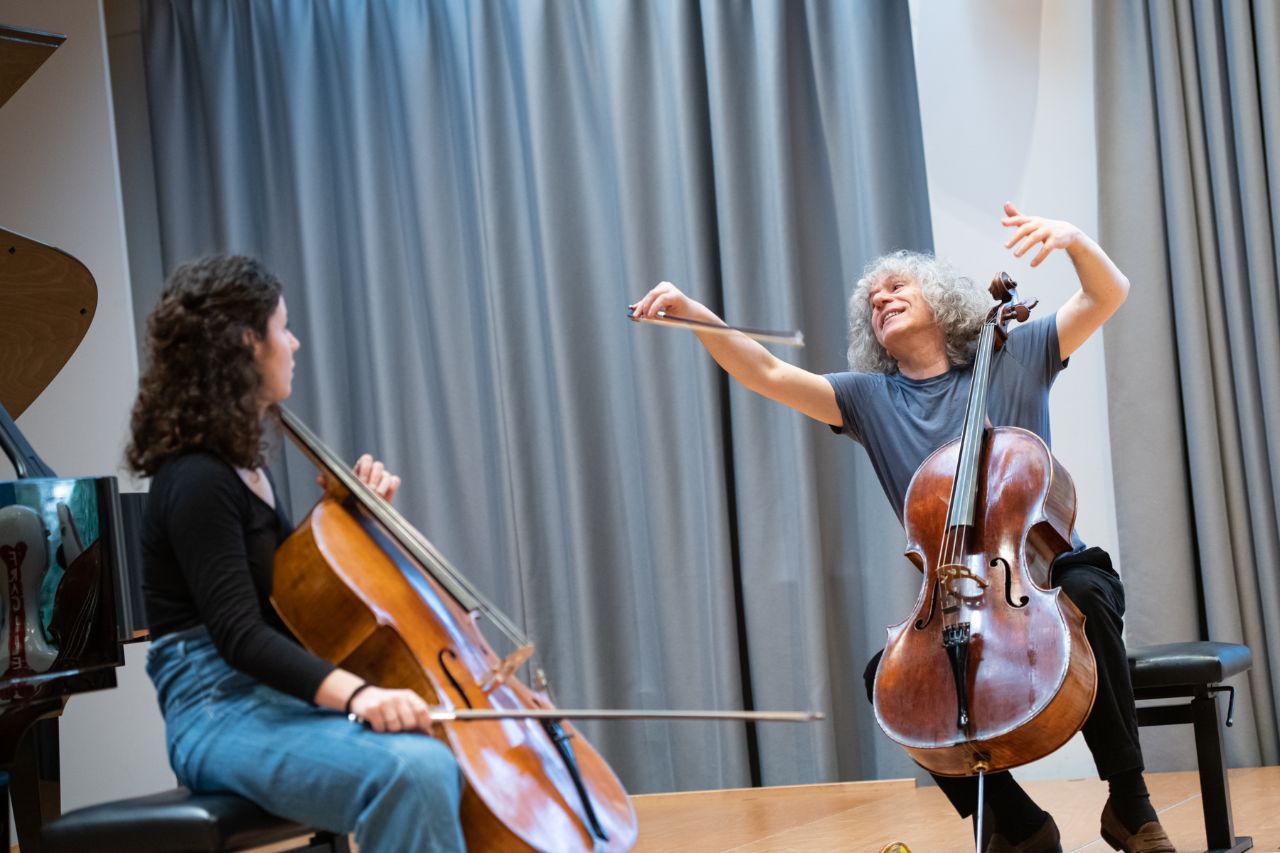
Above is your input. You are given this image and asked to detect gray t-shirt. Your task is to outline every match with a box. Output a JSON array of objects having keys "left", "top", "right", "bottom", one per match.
[{"left": 825, "top": 314, "right": 1084, "bottom": 547}]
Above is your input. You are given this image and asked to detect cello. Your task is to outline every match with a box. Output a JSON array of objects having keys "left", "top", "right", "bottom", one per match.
[
  {"left": 872, "top": 273, "right": 1097, "bottom": 782},
  {"left": 269, "top": 407, "right": 818, "bottom": 852},
  {"left": 270, "top": 408, "right": 636, "bottom": 852}
]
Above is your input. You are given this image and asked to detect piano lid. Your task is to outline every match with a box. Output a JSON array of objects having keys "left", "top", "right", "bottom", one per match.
[
  {"left": 1, "top": 24, "right": 65, "bottom": 111},
  {"left": 0, "top": 229, "right": 97, "bottom": 419},
  {"left": 1, "top": 25, "right": 95, "bottom": 420}
]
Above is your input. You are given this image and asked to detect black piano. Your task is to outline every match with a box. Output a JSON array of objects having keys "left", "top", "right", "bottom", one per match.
[{"left": 0, "top": 22, "right": 143, "bottom": 853}]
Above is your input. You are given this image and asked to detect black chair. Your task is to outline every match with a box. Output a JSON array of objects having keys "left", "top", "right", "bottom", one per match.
[
  {"left": 1129, "top": 641, "right": 1253, "bottom": 853},
  {"left": 41, "top": 787, "right": 350, "bottom": 853}
]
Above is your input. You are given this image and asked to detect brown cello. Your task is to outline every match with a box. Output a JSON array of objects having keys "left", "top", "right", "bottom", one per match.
[
  {"left": 873, "top": 274, "right": 1097, "bottom": 780},
  {"left": 270, "top": 408, "right": 637, "bottom": 852},
  {"left": 269, "top": 408, "right": 819, "bottom": 851}
]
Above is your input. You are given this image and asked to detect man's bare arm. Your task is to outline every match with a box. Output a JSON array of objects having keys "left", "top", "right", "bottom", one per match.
[
  {"left": 1003, "top": 201, "right": 1130, "bottom": 359},
  {"left": 631, "top": 282, "right": 842, "bottom": 426}
]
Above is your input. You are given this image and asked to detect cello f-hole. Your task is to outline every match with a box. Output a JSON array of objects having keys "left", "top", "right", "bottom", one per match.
[
  {"left": 915, "top": 579, "right": 940, "bottom": 630},
  {"left": 438, "top": 649, "right": 474, "bottom": 709},
  {"left": 991, "top": 557, "right": 1029, "bottom": 609}
]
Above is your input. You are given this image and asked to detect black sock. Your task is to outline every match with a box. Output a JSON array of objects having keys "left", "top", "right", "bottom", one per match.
[
  {"left": 986, "top": 773, "right": 1049, "bottom": 844},
  {"left": 1107, "top": 768, "right": 1158, "bottom": 833}
]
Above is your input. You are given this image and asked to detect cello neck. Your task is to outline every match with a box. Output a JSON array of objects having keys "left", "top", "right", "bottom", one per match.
[
  {"left": 944, "top": 273, "right": 1039, "bottom": 531},
  {"left": 945, "top": 321, "right": 997, "bottom": 530}
]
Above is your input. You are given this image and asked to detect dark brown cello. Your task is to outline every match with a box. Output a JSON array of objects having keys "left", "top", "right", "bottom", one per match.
[
  {"left": 873, "top": 274, "right": 1097, "bottom": 780},
  {"left": 270, "top": 409, "right": 637, "bottom": 852}
]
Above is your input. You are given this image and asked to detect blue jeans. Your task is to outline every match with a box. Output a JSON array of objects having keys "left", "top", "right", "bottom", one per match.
[{"left": 147, "top": 627, "right": 466, "bottom": 852}]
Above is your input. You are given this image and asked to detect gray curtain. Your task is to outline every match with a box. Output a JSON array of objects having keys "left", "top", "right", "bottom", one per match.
[
  {"left": 138, "top": 0, "right": 932, "bottom": 792},
  {"left": 1095, "top": 0, "right": 1280, "bottom": 769}
]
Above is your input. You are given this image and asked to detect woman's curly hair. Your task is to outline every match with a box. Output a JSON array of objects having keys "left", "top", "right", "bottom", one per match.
[
  {"left": 845, "top": 250, "right": 990, "bottom": 374},
  {"left": 127, "top": 255, "right": 282, "bottom": 476}
]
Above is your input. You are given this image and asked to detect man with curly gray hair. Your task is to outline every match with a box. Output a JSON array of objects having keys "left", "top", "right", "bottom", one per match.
[
  {"left": 844, "top": 250, "right": 989, "bottom": 375},
  {"left": 632, "top": 202, "right": 1172, "bottom": 853}
]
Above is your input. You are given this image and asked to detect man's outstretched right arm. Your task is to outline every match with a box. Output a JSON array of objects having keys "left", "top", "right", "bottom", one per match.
[{"left": 631, "top": 281, "right": 842, "bottom": 427}]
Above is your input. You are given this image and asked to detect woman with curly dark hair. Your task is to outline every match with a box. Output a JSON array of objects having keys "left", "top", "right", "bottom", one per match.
[{"left": 129, "top": 254, "right": 465, "bottom": 852}]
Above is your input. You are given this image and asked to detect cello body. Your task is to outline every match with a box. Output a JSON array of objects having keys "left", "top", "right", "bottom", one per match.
[
  {"left": 873, "top": 276, "right": 1098, "bottom": 778},
  {"left": 272, "top": 482, "right": 637, "bottom": 850},
  {"left": 875, "top": 428, "right": 1097, "bottom": 776}
]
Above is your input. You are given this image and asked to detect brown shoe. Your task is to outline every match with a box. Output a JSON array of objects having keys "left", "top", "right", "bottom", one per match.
[
  {"left": 1100, "top": 801, "right": 1177, "bottom": 852},
  {"left": 985, "top": 814, "right": 1062, "bottom": 853}
]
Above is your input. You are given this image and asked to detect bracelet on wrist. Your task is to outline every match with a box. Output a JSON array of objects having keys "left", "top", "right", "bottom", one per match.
[{"left": 344, "top": 682, "right": 373, "bottom": 717}]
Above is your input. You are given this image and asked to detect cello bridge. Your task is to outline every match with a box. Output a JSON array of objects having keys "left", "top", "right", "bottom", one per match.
[
  {"left": 939, "top": 562, "right": 989, "bottom": 599},
  {"left": 481, "top": 643, "right": 535, "bottom": 693}
]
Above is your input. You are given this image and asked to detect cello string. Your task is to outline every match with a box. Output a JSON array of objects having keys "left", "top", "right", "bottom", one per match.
[
  {"left": 293, "top": 413, "right": 530, "bottom": 648},
  {"left": 382, "top": 501, "right": 530, "bottom": 646},
  {"left": 313, "top": 426, "right": 529, "bottom": 648},
  {"left": 940, "top": 320, "right": 996, "bottom": 623},
  {"left": 968, "top": 325, "right": 994, "bottom": 593},
  {"left": 280, "top": 413, "right": 486, "bottom": 618},
  {"left": 942, "top": 323, "right": 989, "bottom": 587}
]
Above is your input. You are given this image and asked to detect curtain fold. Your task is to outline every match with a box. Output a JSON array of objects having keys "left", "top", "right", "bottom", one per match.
[
  {"left": 1095, "top": 0, "right": 1280, "bottom": 770},
  {"left": 139, "top": 0, "right": 932, "bottom": 791}
]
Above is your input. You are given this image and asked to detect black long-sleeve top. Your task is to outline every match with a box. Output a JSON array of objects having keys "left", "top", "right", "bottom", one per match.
[{"left": 141, "top": 451, "right": 335, "bottom": 701}]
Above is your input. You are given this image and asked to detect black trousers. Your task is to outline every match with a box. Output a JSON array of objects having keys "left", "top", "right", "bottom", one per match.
[{"left": 863, "top": 546, "right": 1144, "bottom": 818}]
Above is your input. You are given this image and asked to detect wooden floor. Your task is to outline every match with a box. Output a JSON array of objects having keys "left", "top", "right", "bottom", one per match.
[
  {"left": 631, "top": 767, "right": 1280, "bottom": 853},
  {"left": 17, "top": 767, "right": 1275, "bottom": 852}
]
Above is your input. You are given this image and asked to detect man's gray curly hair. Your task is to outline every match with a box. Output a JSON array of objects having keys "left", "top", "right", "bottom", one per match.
[{"left": 846, "top": 250, "right": 991, "bottom": 374}]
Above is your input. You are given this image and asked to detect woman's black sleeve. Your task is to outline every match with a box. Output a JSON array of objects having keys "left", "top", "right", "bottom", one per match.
[{"left": 163, "top": 458, "right": 335, "bottom": 701}]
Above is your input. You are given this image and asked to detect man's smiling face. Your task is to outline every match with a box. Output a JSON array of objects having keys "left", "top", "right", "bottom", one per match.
[{"left": 869, "top": 274, "right": 935, "bottom": 353}]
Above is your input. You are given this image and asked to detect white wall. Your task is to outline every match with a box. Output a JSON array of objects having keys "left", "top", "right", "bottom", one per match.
[
  {"left": 909, "top": 0, "right": 1113, "bottom": 780},
  {"left": 0, "top": 0, "right": 173, "bottom": 828}
]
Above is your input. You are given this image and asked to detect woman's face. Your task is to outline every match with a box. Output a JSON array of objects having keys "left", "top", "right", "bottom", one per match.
[{"left": 253, "top": 297, "right": 300, "bottom": 407}]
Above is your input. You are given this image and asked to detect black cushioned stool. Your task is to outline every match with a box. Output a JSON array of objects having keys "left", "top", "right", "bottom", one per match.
[
  {"left": 1129, "top": 641, "right": 1253, "bottom": 853},
  {"left": 41, "top": 787, "right": 350, "bottom": 853}
]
